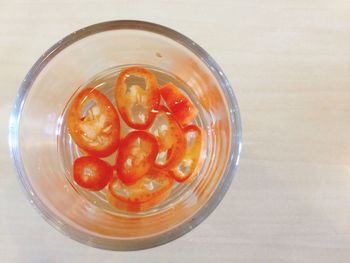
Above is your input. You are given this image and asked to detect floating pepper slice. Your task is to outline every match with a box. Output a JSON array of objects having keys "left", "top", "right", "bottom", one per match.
[
  {"left": 116, "top": 131, "right": 159, "bottom": 185},
  {"left": 170, "top": 125, "right": 202, "bottom": 182},
  {"left": 115, "top": 66, "right": 160, "bottom": 129},
  {"left": 68, "top": 88, "right": 120, "bottom": 157},
  {"left": 107, "top": 170, "right": 174, "bottom": 212},
  {"left": 149, "top": 106, "right": 186, "bottom": 170},
  {"left": 160, "top": 83, "right": 198, "bottom": 126},
  {"left": 73, "top": 156, "right": 113, "bottom": 191}
]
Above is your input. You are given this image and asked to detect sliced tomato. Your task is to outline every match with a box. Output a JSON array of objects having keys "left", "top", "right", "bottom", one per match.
[
  {"left": 68, "top": 88, "right": 120, "bottom": 157},
  {"left": 149, "top": 106, "right": 186, "bottom": 170},
  {"left": 115, "top": 66, "right": 160, "bottom": 129},
  {"left": 160, "top": 83, "right": 198, "bottom": 126},
  {"left": 73, "top": 156, "right": 113, "bottom": 191},
  {"left": 116, "top": 131, "right": 159, "bottom": 185},
  {"left": 170, "top": 125, "right": 202, "bottom": 182},
  {"left": 107, "top": 170, "right": 174, "bottom": 212}
]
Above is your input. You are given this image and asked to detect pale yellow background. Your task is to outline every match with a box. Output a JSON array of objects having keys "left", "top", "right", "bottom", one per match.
[{"left": 1, "top": 1, "right": 350, "bottom": 262}]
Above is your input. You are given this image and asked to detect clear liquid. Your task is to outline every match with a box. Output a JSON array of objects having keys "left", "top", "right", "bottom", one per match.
[{"left": 58, "top": 64, "right": 209, "bottom": 216}]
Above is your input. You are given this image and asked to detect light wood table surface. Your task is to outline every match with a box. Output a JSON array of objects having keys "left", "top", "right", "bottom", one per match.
[{"left": 1, "top": 1, "right": 350, "bottom": 262}]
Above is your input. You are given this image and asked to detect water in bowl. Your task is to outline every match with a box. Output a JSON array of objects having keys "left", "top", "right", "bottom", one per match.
[{"left": 58, "top": 64, "right": 210, "bottom": 216}]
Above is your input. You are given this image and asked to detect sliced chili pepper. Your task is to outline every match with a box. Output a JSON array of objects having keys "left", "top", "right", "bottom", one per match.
[
  {"left": 73, "top": 156, "right": 113, "bottom": 191},
  {"left": 160, "top": 83, "right": 198, "bottom": 126},
  {"left": 170, "top": 125, "right": 202, "bottom": 182},
  {"left": 149, "top": 106, "right": 186, "bottom": 170},
  {"left": 68, "top": 88, "right": 120, "bottom": 157},
  {"left": 115, "top": 66, "right": 160, "bottom": 129},
  {"left": 116, "top": 130, "right": 159, "bottom": 185},
  {"left": 107, "top": 170, "right": 174, "bottom": 212}
]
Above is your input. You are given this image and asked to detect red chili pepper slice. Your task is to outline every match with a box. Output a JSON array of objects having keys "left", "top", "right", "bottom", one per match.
[
  {"left": 170, "top": 125, "right": 202, "bottom": 182},
  {"left": 160, "top": 83, "right": 198, "bottom": 126},
  {"left": 68, "top": 88, "right": 120, "bottom": 157},
  {"left": 116, "top": 131, "right": 159, "bottom": 185},
  {"left": 115, "top": 66, "right": 160, "bottom": 129},
  {"left": 149, "top": 106, "right": 186, "bottom": 170},
  {"left": 107, "top": 170, "right": 174, "bottom": 212},
  {"left": 73, "top": 156, "right": 113, "bottom": 191}
]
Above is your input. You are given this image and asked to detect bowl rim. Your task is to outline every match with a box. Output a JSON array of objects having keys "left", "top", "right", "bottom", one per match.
[{"left": 8, "top": 20, "right": 242, "bottom": 250}]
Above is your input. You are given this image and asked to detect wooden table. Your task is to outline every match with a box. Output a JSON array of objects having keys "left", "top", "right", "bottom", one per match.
[{"left": 1, "top": 1, "right": 350, "bottom": 262}]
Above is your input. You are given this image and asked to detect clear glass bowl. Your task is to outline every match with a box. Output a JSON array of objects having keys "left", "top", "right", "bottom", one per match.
[{"left": 8, "top": 20, "right": 242, "bottom": 250}]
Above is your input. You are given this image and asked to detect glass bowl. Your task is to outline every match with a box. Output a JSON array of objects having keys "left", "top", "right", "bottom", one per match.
[{"left": 8, "top": 20, "right": 242, "bottom": 250}]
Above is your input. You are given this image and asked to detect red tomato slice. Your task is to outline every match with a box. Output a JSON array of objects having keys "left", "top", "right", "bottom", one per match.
[
  {"left": 107, "top": 170, "right": 174, "bottom": 212},
  {"left": 73, "top": 156, "right": 113, "bottom": 191},
  {"left": 68, "top": 88, "right": 120, "bottom": 157},
  {"left": 160, "top": 83, "right": 198, "bottom": 126},
  {"left": 116, "top": 131, "right": 159, "bottom": 185},
  {"left": 149, "top": 106, "right": 186, "bottom": 170},
  {"left": 170, "top": 125, "right": 202, "bottom": 182},
  {"left": 115, "top": 66, "right": 160, "bottom": 129}
]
